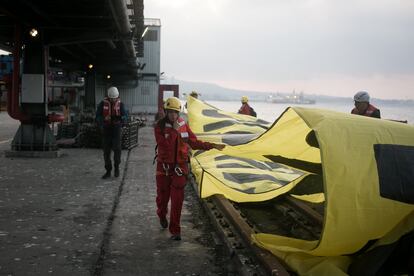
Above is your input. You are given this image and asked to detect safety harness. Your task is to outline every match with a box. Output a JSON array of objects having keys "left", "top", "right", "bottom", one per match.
[{"left": 154, "top": 119, "right": 187, "bottom": 176}]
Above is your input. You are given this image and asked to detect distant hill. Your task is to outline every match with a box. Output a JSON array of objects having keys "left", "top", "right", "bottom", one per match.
[
  {"left": 167, "top": 79, "right": 265, "bottom": 101},
  {"left": 161, "top": 78, "right": 414, "bottom": 105}
]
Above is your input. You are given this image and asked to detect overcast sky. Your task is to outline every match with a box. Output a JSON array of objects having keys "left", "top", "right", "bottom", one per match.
[{"left": 145, "top": 0, "right": 414, "bottom": 99}]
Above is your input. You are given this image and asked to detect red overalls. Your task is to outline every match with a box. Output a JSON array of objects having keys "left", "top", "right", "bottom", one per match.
[{"left": 154, "top": 117, "right": 213, "bottom": 235}]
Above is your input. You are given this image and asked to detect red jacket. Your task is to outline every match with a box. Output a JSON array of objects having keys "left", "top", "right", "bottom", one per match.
[
  {"left": 238, "top": 103, "right": 252, "bottom": 115},
  {"left": 154, "top": 117, "right": 214, "bottom": 167},
  {"left": 351, "top": 104, "right": 380, "bottom": 118}
]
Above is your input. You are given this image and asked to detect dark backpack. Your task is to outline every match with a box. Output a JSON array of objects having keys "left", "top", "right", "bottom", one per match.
[{"left": 250, "top": 107, "right": 257, "bottom": 117}]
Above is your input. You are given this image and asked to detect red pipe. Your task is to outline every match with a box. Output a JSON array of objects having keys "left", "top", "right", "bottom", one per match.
[{"left": 7, "top": 24, "right": 30, "bottom": 123}]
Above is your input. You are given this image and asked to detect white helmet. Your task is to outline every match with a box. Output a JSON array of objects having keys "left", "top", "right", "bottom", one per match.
[
  {"left": 354, "top": 91, "right": 370, "bottom": 103},
  {"left": 108, "top": 86, "right": 119, "bottom": 99}
]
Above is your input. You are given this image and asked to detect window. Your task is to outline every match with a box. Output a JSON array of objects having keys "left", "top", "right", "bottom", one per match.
[{"left": 144, "top": 30, "right": 158, "bottom": 41}]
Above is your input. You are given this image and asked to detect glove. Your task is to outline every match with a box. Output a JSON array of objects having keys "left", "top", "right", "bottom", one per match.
[{"left": 212, "top": 143, "right": 225, "bottom": 151}]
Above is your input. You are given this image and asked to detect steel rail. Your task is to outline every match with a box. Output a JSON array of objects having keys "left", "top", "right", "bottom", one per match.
[{"left": 190, "top": 177, "right": 290, "bottom": 276}]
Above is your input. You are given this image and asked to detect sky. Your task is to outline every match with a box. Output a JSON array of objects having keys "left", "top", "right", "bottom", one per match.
[{"left": 145, "top": 0, "right": 414, "bottom": 100}]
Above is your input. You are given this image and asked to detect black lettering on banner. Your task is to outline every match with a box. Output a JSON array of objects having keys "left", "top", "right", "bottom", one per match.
[
  {"left": 374, "top": 144, "right": 414, "bottom": 204},
  {"left": 222, "top": 172, "right": 289, "bottom": 186},
  {"left": 215, "top": 155, "right": 287, "bottom": 172},
  {"left": 222, "top": 133, "right": 257, "bottom": 146},
  {"left": 217, "top": 163, "right": 254, "bottom": 169},
  {"left": 204, "top": 120, "right": 235, "bottom": 132},
  {"left": 264, "top": 155, "right": 322, "bottom": 174},
  {"left": 201, "top": 109, "right": 270, "bottom": 132},
  {"left": 202, "top": 109, "right": 232, "bottom": 118}
]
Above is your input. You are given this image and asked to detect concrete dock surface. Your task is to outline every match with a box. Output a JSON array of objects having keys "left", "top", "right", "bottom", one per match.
[{"left": 0, "top": 113, "right": 234, "bottom": 276}]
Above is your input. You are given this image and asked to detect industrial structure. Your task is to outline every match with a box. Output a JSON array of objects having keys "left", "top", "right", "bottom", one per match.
[
  {"left": 94, "top": 18, "right": 161, "bottom": 114},
  {"left": 0, "top": 0, "right": 163, "bottom": 155}
]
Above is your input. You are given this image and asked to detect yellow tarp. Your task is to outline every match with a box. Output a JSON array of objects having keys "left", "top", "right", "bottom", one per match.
[
  {"left": 187, "top": 96, "right": 270, "bottom": 138},
  {"left": 188, "top": 98, "right": 414, "bottom": 275},
  {"left": 191, "top": 151, "right": 309, "bottom": 202}
]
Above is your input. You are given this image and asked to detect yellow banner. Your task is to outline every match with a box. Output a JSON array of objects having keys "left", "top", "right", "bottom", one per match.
[{"left": 188, "top": 98, "right": 414, "bottom": 275}]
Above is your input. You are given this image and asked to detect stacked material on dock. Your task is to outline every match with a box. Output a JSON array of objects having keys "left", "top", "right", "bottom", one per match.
[
  {"left": 78, "top": 123, "right": 101, "bottom": 148},
  {"left": 77, "top": 121, "right": 142, "bottom": 149},
  {"left": 121, "top": 120, "right": 140, "bottom": 149},
  {"left": 57, "top": 119, "right": 144, "bottom": 149},
  {"left": 57, "top": 122, "right": 78, "bottom": 140},
  {"left": 187, "top": 96, "right": 414, "bottom": 275}
]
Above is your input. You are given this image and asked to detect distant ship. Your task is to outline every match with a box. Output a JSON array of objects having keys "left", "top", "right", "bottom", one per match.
[{"left": 269, "top": 91, "right": 316, "bottom": 104}]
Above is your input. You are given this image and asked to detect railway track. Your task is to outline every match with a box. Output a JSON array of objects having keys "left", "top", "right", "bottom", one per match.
[{"left": 190, "top": 176, "right": 324, "bottom": 275}]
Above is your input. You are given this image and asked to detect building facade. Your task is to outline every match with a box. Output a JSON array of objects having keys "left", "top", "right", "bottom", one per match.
[{"left": 95, "top": 18, "right": 161, "bottom": 114}]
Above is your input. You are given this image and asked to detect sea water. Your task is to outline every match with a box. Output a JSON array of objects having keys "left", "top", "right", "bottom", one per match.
[{"left": 206, "top": 100, "right": 414, "bottom": 125}]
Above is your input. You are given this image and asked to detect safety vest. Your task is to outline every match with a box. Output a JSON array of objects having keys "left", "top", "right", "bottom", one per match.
[
  {"left": 351, "top": 104, "right": 379, "bottom": 117},
  {"left": 103, "top": 98, "right": 121, "bottom": 124},
  {"left": 238, "top": 103, "right": 252, "bottom": 115},
  {"left": 156, "top": 117, "right": 190, "bottom": 165}
]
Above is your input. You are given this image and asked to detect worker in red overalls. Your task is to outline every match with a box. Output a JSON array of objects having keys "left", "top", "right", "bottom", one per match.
[{"left": 154, "top": 97, "right": 225, "bottom": 240}]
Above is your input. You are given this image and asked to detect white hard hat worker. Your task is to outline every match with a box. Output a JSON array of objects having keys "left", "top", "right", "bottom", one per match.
[
  {"left": 107, "top": 86, "right": 119, "bottom": 99},
  {"left": 241, "top": 96, "right": 249, "bottom": 104},
  {"left": 353, "top": 91, "right": 370, "bottom": 114},
  {"left": 351, "top": 90, "right": 381, "bottom": 118},
  {"left": 354, "top": 91, "right": 370, "bottom": 103}
]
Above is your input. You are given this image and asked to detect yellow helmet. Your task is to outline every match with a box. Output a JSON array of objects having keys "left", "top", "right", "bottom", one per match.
[
  {"left": 241, "top": 96, "right": 248, "bottom": 103},
  {"left": 190, "top": 91, "right": 199, "bottom": 98},
  {"left": 164, "top": 97, "right": 181, "bottom": 112}
]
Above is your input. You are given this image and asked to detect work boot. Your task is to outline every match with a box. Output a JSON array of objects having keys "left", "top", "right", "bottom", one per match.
[
  {"left": 160, "top": 217, "right": 168, "bottom": 229},
  {"left": 101, "top": 171, "right": 111, "bottom": 179},
  {"left": 114, "top": 167, "right": 120, "bottom": 178},
  {"left": 170, "top": 235, "right": 181, "bottom": 241}
]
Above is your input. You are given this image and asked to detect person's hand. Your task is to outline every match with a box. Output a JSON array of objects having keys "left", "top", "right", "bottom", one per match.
[
  {"left": 104, "top": 115, "right": 111, "bottom": 121},
  {"left": 173, "top": 120, "right": 180, "bottom": 130},
  {"left": 212, "top": 143, "right": 225, "bottom": 151}
]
